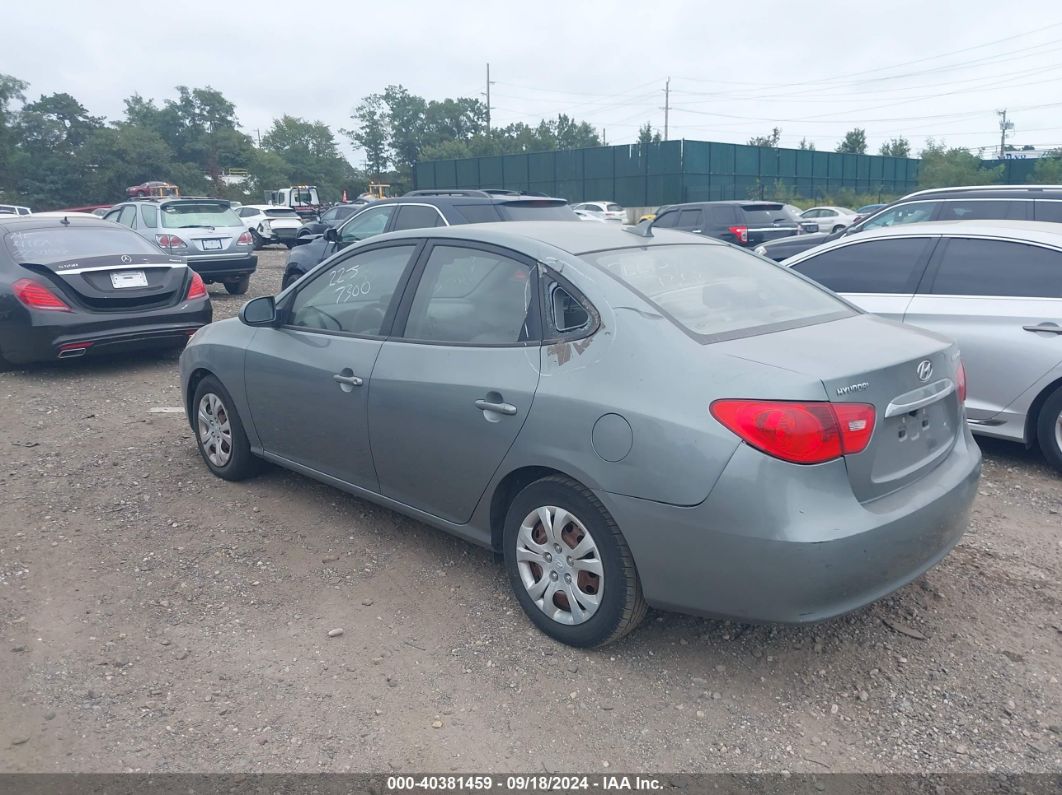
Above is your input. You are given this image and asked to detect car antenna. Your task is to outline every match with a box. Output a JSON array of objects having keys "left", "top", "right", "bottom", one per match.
[
  {"left": 61, "top": 216, "right": 71, "bottom": 226},
  {"left": 623, "top": 218, "right": 653, "bottom": 238}
]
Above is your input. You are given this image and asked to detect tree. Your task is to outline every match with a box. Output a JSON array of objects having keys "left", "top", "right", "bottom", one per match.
[
  {"left": 0, "top": 74, "right": 28, "bottom": 192},
  {"left": 637, "top": 122, "right": 662, "bottom": 144},
  {"left": 748, "top": 127, "right": 782, "bottom": 148},
  {"left": 918, "top": 139, "right": 1003, "bottom": 188},
  {"left": 345, "top": 94, "right": 389, "bottom": 177},
  {"left": 798, "top": 137, "right": 816, "bottom": 151},
  {"left": 835, "top": 128, "right": 867, "bottom": 154},
  {"left": 261, "top": 115, "right": 352, "bottom": 200},
  {"left": 1031, "top": 150, "right": 1062, "bottom": 184},
  {"left": 879, "top": 136, "right": 911, "bottom": 158}
]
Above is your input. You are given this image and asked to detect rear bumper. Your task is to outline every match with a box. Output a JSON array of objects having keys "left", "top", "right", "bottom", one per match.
[
  {"left": 186, "top": 254, "right": 257, "bottom": 281},
  {"left": 0, "top": 302, "right": 212, "bottom": 364},
  {"left": 600, "top": 429, "right": 982, "bottom": 623}
]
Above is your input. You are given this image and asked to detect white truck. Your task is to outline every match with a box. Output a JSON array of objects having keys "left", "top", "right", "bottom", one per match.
[{"left": 265, "top": 186, "right": 322, "bottom": 221}]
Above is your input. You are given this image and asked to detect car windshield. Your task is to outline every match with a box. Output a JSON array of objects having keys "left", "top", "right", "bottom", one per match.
[
  {"left": 741, "top": 204, "right": 799, "bottom": 224},
  {"left": 584, "top": 243, "right": 852, "bottom": 339},
  {"left": 264, "top": 208, "right": 299, "bottom": 218},
  {"left": 496, "top": 201, "right": 578, "bottom": 221},
  {"left": 160, "top": 202, "right": 241, "bottom": 229},
  {"left": 4, "top": 225, "right": 162, "bottom": 263},
  {"left": 292, "top": 190, "right": 316, "bottom": 204}
]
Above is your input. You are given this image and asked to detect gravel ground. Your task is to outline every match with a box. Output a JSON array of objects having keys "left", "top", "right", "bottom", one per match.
[{"left": 1, "top": 247, "right": 1060, "bottom": 774}]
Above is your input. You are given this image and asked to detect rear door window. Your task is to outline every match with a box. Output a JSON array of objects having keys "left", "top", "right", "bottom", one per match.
[
  {"left": 740, "top": 204, "right": 795, "bottom": 226},
  {"left": 934, "top": 200, "right": 1029, "bottom": 221},
  {"left": 141, "top": 204, "right": 158, "bottom": 228},
  {"left": 118, "top": 205, "right": 137, "bottom": 228},
  {"left": 676, "top": 209, "right": 702, "bottom": 229},
  {"left": 861, "top": 201, "right": 937, "bottom": 230},
  {"left": 1034, "top": 201, "right": 1062, "bottom": 223},
  {"left": 789, "top": 238, "right": 932, "bottom": 294},
  {"left": 708, "top": 206, "right": 738, "bottom": 225},
  {"left": 392, "top": 204, "right": 446, "bottom": 231},
  {"left": 928, "top": 238, "right": 1062, "bottom": 298}
]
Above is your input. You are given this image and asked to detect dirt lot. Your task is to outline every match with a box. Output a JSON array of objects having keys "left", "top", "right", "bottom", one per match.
[{"left": 1, "top": 247, "right": 1059, "bottom": 774}]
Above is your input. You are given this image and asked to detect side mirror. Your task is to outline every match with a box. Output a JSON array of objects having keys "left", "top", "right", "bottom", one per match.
[
  {"left": 291, "top": 235, "right": 313, "bottom": 246},
  {"left": 324, "top": 227, "right": 339, "bottom": 243},
  {"left": 240, "top": 296, "right": 277, "bottom": 327}
]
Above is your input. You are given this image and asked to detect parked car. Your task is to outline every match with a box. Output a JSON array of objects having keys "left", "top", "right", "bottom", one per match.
[
  {"left": 296, "top": 201, "right": 372, "bottom": 239},
  {"left": 182, "top": 221, "right": 980, "bottom": 647},
  {"left": 235, "top": 205, "right": 304, "bottom": 249},
  {"left": 782, "top": 219, "right": 1062, "bottom": 472},
  {"left": 572, "top": 201, "right": 626, "bottom": 222},
  {"left": 799, "top": 206, "right": 858, "bottom": 233},
  {"left": 573, "top": 209, "right": 607, "bottom": 222},
  {"left": 754, "top": 185, "right": 1062, "bottom": 261},
  {"left": 126, "top": 181, "right": 179, "bottom": 199},
  {"left": 282, "top": 192, "right": 578, "bottom": 289},
  {"left": 651, "top": 201, "right": 812, "bottom": 247},
  {"left": 104, "top": 198, "right": 257, "bottom": 294},
  {"left": 0, "top": 204, "right": 31, "bottom": 216},
  {"left": 0, "top": 215, "right": 211, "bottom": 369}
]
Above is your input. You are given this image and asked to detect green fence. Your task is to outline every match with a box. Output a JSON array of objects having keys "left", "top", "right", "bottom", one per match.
[{"left": 413, "top": 140, "right": 921, "bottom": 206}]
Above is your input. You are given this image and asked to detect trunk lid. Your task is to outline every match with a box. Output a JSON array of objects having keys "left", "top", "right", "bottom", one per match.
[
  {"left": 24, "top": 254, "right": 191, "bottom": 312},
  {"left": 718, "top": 314, "right": 963, "bottom": 502}
]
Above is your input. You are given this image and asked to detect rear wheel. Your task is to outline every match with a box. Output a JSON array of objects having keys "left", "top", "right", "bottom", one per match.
[
  {"left": 225, "top": 275, "right": 250, "bottom": 295},
  {"left": 192, "top": 376, "right": 260, "bottom": 481},
  {"left": 503, "top": 475, "right": 646, "bottom": 647},
  {"left": 250, "top": 228, "right": 264, "bottom": 250},
  {"left": 1036, "top": 385, "right": 1062, "bottom": 474}
]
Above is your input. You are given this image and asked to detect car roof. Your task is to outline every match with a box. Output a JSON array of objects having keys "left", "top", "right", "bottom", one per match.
[
  {"left": 791, "top": 219, "right": 1062, "bottom": 255},
  {"left": 663, "top": 201, "right": 785, "bottom": 208},
  {"left": 0, "top": 214, "right": 118, "bottom": 232},
  {"left": 900, "top": 184, "right": 1062, "bottom": 200},
  {"left": 372, "top": 220, "right": 723, "bottom": 255}
]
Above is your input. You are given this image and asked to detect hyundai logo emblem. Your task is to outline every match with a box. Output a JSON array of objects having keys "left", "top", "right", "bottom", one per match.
[
  {"left": 120, "top": 254, "right": 132, "bottom": 263},
  {"left": 916, "top": 360, "right": 933, "bottom": 382}
]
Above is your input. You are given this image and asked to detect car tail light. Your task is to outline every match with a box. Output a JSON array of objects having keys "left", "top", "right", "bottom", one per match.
[
  {"left": 237, "top": 231, "right": 253, "bottom": 246},
  {"left": 13, "top": 278, "right": 71, "bottom": 312},
  {"left": 956, "top": 361, "right": 967, "bottom": 405},
  {"left": 728, "top": 225, "right": 749, "bottom": 244},
  {"left": 709, "top": 399, "right": 876, "bottom": 464},
  {"left": 156, "top": 233, "right": 187, "bottom": 250},
  {"left": 185, "top": 272, "right": 208, "bottom": 300}
]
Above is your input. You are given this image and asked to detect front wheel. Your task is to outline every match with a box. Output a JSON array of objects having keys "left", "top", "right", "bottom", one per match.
[
  {"left": 192, "top": 376, "right": 261, "bottom": 481},
  {"left": 1036, "top": 385, "right": 1062, "bottom": 474},
  {"left": 225, "top": 275, "right": 250, "bottom": 295},
  {"left": 503, "top": 475, "right": 647, "bottom": 647}
]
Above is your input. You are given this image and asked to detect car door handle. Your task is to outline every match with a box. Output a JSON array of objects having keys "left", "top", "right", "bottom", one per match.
[
  {"left": 474, "top": 399, "right": 517, "bottom": 416},
  {"left": 1022, "top": 323, "right": 1062, "bottom": 335},
  {"left": 333, "top": 373, "right": 364, "bottom": 386}
]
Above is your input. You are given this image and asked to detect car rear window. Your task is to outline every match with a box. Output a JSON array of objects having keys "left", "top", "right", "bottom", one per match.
[
  {"left": 265, "top": 208, "right": 300, "bottom": 218},
  {"left": 584, "top": 244, "right": 852, "bottom": 340},
  {"left": 740, "top": 204, "right": 799, "bottom": 225},
  {"left": 495, "top": 201, "right": 578, "bottom": 222},
  {"left": 4, "top": 226, "right": 162, "bottom": 263},
  {"left": 160, "top": 202, "right": 241, "bottom": 229},
  {"left": 455, "top": 204, "right": 503, "bottom": 223}
]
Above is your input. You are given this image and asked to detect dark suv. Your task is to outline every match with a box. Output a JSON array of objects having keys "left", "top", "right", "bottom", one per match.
[
  {"left": 650, "top": 201, "right": 811, "bottom": 247},
  {"left": 754, "top": 185, "right": 1062, "bottom": 261},
  {"left": 282, "top": 191, "right": 577, "bottom": 289}
]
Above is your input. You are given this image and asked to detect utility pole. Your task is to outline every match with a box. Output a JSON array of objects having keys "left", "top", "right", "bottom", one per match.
[
  {"left": 997, "top": 109, "right": 1013, "bottom": 159},
  {"left": 484, "top": 63, "right": 495, "bottom": 137},
  {"left": 663, "top": 77, "right": 671, "bottom": 141}
]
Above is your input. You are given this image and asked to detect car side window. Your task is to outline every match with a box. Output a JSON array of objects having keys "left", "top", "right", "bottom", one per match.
[
  {"left": 929, "top": 238, "right": 1062, "bottom": 298},
  {"left": 287, "top": 244, "right": 417, "bottom": 335},
  {"left": 861, "top": 202, "right": 937, "bottom": 230},
  {"left": 790, "top": 238, "right": 931, "bottom": 294},
  {"left": 339, "top": 205, "right": 395, "bottom": 242},
  {"left": 118, "top": 205, "right": 137, "bottom": 228},
  {"left": 392, "top": 204, "right": 446, "bottom": 231},
  {"left": 652, "top": 211, "right": 678, "bottom": 228},
  {"left": 708, "top": 206, "right": 738, "bottom": 225},
  {"left": 402, "top": 245, "right": 537, "bottom": 345},
  {"left": 1034, "top": 201, "right": 1062, "bottom": 223},
  {"left": 676, "top": 209, "right": 702, "bottom": 228},
  {"left": 935, "top": 200, "right": 1028, "bottom": 221},
  {"left": 104, "top": 209, "right": 122, "bottom": 222},
  {"left": 319, "top": 208, "right": 337, "bottom": 223}
]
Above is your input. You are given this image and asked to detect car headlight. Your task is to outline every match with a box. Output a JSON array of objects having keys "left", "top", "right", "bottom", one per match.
[{"left": 753, "top": 246, "right": 767, "bottom": 256}]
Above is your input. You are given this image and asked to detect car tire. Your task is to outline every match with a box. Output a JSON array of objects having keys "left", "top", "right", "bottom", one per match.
[
  {"left": 250, "top": 229, "right": 264, "bottom": 250},
  {"left": 225, "top": 276, "right": 250, "bottom": 295},
  {"left": 503, "top": 475, "right": 647, "bottom": 647},
  {"left": 0, "top": 349, "right": 13, "bottom": 372},
  {"left": 192, "top": 375, "right": 261, "bottom": 481},
  {"left": 1036, "top": 385, "right": 1062, "bottom": 474},
  {"left": 281, "top": 270, "right": 303, "bottom": 291}
]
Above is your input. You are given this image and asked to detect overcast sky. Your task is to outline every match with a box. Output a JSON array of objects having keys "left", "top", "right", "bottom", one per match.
[{"left": 6, "top": 1, "right": 1062, "bottom": 163}]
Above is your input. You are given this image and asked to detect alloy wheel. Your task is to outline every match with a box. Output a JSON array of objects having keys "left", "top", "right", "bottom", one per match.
[{"left": 197, "top": 393, "right": 233, "bottom": 468}]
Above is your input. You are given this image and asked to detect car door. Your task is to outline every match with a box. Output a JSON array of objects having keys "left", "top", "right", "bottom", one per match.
[
  {"left": 367, "top": 241, "right": 542, "bottom": 524},
  {"left": 242, "top": 241, "right": 422, "bottom": 489},
  {"left": 787, "top": 237, "right": 935, "bottom": 321},
  {"left": 903, "top": 237, "right": 1062, "bottom": 423}
]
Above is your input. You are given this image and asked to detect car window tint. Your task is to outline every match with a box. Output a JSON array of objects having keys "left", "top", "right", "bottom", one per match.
[
  {"left": 931, "top": 238, "right": 1062, "bottom": 298},
  {"left": 708, "top": 206, "right": 737, "bottom": 225},
  {"left": 935, "top": 200, "right": 1028, "bottom": 221},
  {"left": 862, "top": 202, "right": 937, "bottom": 230},
  {"left": 455, "top": 204, "right": 503, "bottom": 223},
  {"left": 288, "top": 245, "right": 416, "bottom": 335},
  {"left": 336, "top": 205, "right": 361, "bottom": 220},
  {"left": 1034, "top": 201, "right": 1062, "bottom": 223},
  {"left": 652, "top": 211, "right": 678, "bottom": 228},
  {"left": 403, "top": 245, "right": 535, "bottom": 344},
  {"left": 587, "top": 244, "right": 850, "bottom": 339},
  {"left": 339, "top": 206, "right": 395, "bottom": 242},
  {"left": 606, "top": 203, "right": 623, "bottom": 212},
  {"left": 551, "top": 285, "right": 591, "bottom": 334},
  {"left": 393, "top": 204, "right": 445, "bottom": 231},
  {"left": 118, "top": 205, "right": 137, "bottom": 227},
  {"left": 790, "top": 238, "right": 930, "bottom": 294},
  {"left": 141, "top": 204, "right": 158, "bottom": 228},
  {"left": 677, "top": 209, "right": 701, "bottom": 228},
  {"left": 238, "top": 207, "right": 255, "bottom": 217}
]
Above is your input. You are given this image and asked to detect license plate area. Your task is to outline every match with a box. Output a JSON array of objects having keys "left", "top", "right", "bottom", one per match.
[
  {"left": 202, "top": 239, "right": 223, "bottom": 250},
  {"left": 110, "top": 270, "right": 148, "bottom": 288}
]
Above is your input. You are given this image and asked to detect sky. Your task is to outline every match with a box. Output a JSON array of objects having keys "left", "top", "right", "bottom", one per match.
[{"left": 5, "top": 0, "right": 1062, "bottom": 164}]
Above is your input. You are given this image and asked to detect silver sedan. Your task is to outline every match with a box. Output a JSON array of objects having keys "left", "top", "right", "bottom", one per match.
[{"left": 180, "top": 222, "right": 980, "bottom": 646}]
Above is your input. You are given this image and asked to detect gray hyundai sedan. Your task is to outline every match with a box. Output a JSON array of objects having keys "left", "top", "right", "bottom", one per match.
[{"left": 180, "top": 222, "right": 981, "bottom": 647}]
